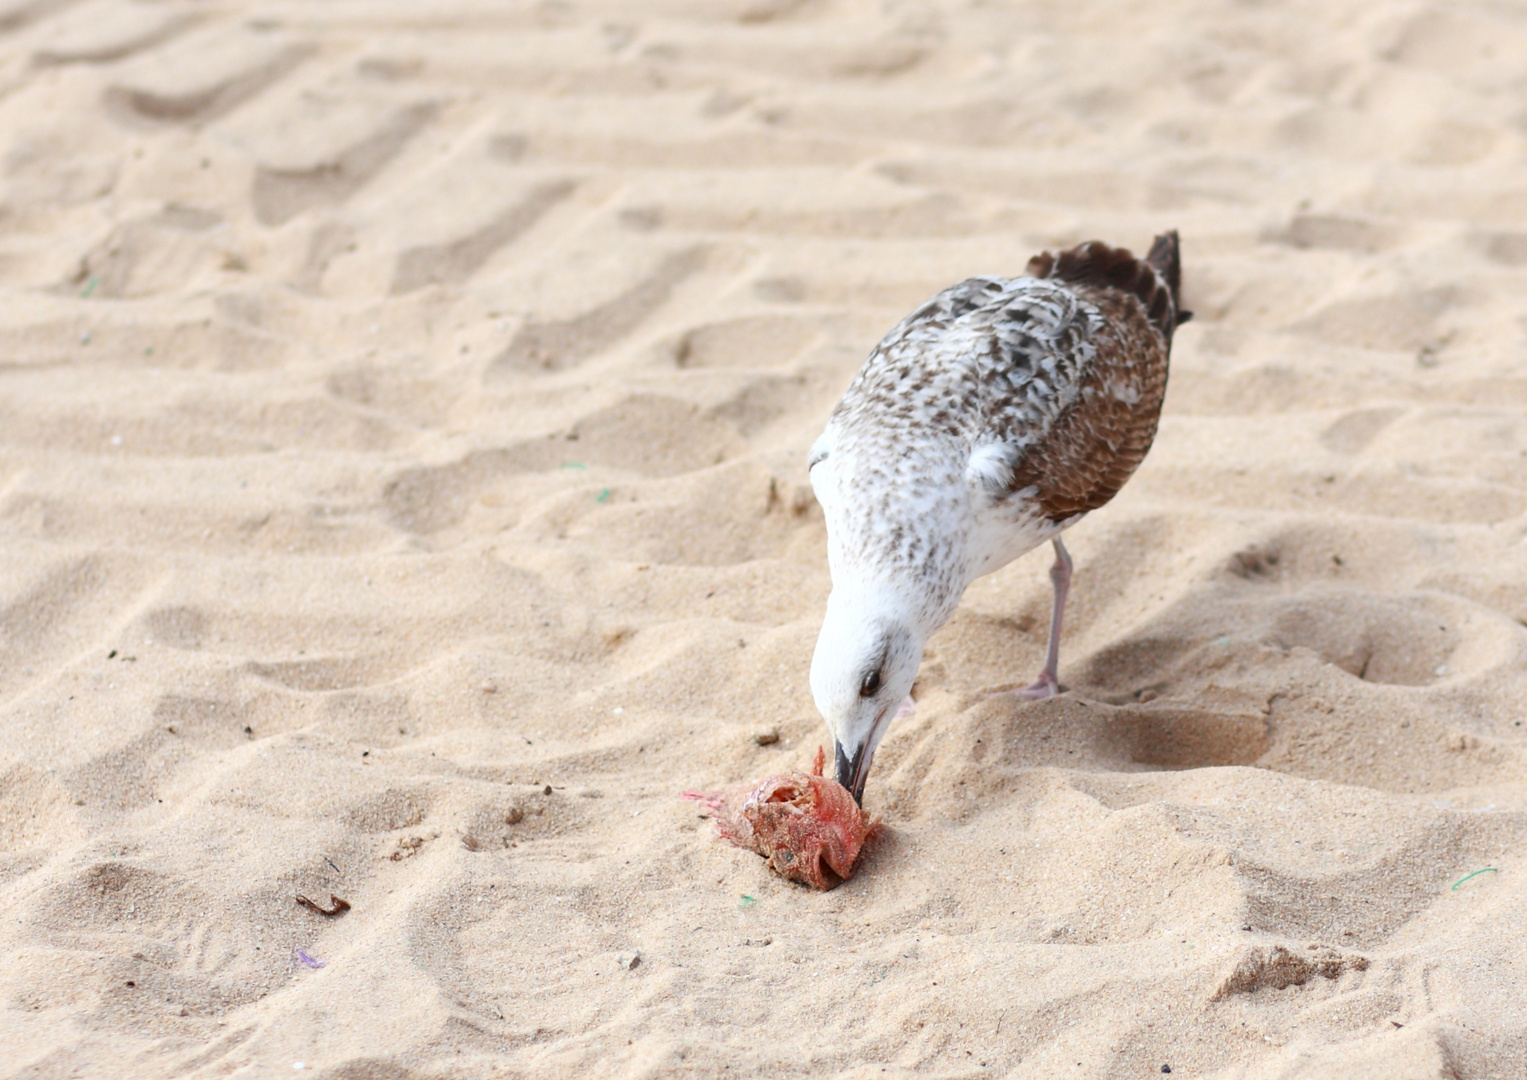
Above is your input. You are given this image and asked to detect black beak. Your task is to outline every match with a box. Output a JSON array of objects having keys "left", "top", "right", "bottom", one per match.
[{"left": 834, "top": 739, "right": 869, "bottom": 806}]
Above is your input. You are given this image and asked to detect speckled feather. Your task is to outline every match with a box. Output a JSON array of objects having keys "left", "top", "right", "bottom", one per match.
[{"left": 809, "top": 234, "right": 1182, "bottom": 628}]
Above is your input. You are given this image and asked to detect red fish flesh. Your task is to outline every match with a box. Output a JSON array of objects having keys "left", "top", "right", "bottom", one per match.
[{"left": 683, "top": 747, "right": 877, "bottom": 890}]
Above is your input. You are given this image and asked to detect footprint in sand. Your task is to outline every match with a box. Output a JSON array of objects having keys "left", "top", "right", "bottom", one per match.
[
  {"left": 252, "top": 102, "right": 438, "bottom": 227},
  {"left": 104, "top": 28, "right": 313, "bottom": 127},
  {"left": 32, "top": 5, "right": 194, "bottom": 67},
  {"left": 664, "top": 313, "right": 824, "bottom": 371},
  {"left": 390, "top": 179, "right": 575, "bottom": 295},
  {"left": 487, "top": 248, "right": 709, "bottom": 376},
  {"left": 382, "top": 394, "right": 746, "bottom": 535}
]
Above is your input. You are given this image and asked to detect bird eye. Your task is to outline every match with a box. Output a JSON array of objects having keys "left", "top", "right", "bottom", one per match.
[{"left": 859, "top": 669, "right": 882, "bottom": 698}]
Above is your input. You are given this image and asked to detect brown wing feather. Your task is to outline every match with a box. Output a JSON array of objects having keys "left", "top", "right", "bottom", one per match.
[{"left": 1009, "top": 233, "right": 1181, "bottom": 522}]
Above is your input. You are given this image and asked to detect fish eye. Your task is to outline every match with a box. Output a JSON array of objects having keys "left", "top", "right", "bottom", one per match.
[{"left": 859, "top": 669, "right": 882, "bottom": 698}]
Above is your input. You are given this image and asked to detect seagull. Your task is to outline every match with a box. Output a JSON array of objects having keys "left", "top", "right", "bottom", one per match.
[{"left": 807, "top": 232, "right": 1188, "bottom": 804}]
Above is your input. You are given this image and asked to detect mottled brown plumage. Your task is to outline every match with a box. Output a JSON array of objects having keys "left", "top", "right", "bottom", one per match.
[{"left": 1011, "top": 234, "right": 1184, "bottom": 520}]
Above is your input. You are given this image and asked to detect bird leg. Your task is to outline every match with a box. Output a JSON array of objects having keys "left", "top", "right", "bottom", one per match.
[{"left": 1013, "top": 537, "right": 1072, "bottom": 700}]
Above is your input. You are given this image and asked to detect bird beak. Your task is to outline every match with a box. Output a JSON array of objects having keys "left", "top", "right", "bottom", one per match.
[
  {"left": 834, "top": 739, "right": 869, "bottom": 805},
  {"left": 834, "top": 704, "right": 889, "bottom": 806}
]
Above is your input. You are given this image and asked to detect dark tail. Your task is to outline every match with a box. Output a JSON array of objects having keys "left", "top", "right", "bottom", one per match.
[
  {"left": 1145, "top": 230, "right": 1191, "bottom": 331},
  {"left": 1027, "top": 228, "right": 1191, "bottom": 346}
]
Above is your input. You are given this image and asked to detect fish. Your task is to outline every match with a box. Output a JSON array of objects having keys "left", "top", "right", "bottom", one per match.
[{"left": 683, "top": 746, "right": 877, "bottom": 890}]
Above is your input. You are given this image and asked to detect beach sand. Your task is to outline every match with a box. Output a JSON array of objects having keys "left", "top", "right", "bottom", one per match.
[{"left": 3, "top": 1, "right": 1526, "bottom": 1076}]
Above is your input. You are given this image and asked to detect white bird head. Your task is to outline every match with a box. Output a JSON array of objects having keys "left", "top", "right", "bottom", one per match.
[{"left": 810, "top": 586, "right": 924, "bottom": 805}]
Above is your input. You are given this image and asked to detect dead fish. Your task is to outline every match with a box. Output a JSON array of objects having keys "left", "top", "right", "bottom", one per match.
[{"left": 683, "top": 746, "right": 877, "bottom": 890}]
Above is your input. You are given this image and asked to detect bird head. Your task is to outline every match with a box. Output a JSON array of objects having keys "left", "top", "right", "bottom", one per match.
[{"left": 810, "top": 589, "right": 923, "bottom": 805}]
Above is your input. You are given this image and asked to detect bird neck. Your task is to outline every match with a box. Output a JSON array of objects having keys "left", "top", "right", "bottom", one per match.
[{"left": 825, "top": 574, "right": 943, "bottom": 643}]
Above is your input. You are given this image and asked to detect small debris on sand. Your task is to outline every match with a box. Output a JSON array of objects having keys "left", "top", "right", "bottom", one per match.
[{"left": 295, "top": 894, "right": 351, "bottom": 917}]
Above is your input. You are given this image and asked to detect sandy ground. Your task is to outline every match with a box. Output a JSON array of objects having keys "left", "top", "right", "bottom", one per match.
[{"left": 3, "top": 0, "right": 1527, "bottom": 1076}]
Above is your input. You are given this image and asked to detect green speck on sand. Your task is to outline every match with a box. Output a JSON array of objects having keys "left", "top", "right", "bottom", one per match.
[{"left": 1452, "top": 868, "right": 1498, "bottom": 890}]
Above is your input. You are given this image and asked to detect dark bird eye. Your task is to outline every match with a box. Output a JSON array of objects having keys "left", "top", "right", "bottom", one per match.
[{"left": 859, "top": 669, "right": 882, "bottom": 698}]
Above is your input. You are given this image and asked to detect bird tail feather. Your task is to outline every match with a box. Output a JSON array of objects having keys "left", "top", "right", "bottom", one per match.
[
  {"left": 1145, "top": 230, "right": 1191, "bottom": 327},
  {"left": 1027, "top": 230, "right": 1191, "bottom": 343}
]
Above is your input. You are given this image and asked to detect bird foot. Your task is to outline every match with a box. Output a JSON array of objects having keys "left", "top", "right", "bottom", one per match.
[
  {"left": 895, "top": 695, "right": 916, "bottom": 719},
  {"left": 1008, "top": 673, "right": 1060, "bottom": 701}
]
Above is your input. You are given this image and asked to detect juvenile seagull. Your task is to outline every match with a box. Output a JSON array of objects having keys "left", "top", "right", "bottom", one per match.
[{"left": 808, "top": 232, "right": 1187, "bottom": 804}]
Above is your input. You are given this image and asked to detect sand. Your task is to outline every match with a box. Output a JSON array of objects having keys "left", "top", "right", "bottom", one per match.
[{"left": 2, "top": 0, "right": 1526, "bottom": 1076}]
